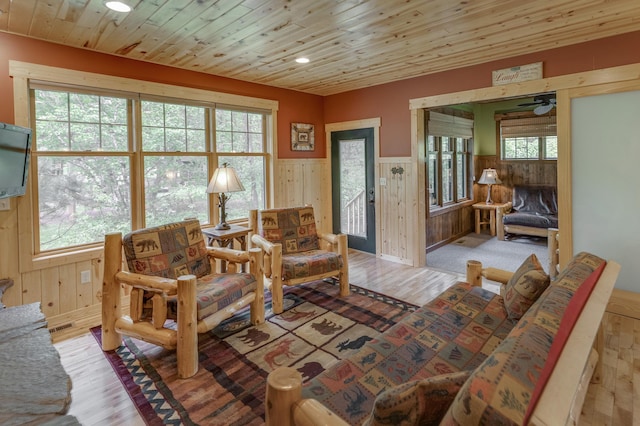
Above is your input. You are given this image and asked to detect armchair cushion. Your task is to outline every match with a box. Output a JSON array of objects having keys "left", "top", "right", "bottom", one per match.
[
  {"left": 192, "top": 273, "right": 257, "bottom": 321},
  {"left": 282, "top": 250, "right": 344, "bottom": 281},
  {"left": 123, "top": 219, "right": 258, "bottom": 322},
  {"left": 123, "top": 220, "right": 211, "bottom": 279},
  {"left": 258, "top": 206, "right": 319, "bottom": 254}
]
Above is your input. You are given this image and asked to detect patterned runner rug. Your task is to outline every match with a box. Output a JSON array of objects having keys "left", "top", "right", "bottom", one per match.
[{"left": 91, "top": 281, "right": 416, "bottom": 425}]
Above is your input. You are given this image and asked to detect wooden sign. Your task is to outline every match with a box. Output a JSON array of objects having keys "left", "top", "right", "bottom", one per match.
[{"left": 492, "top": 62, "right": 543, "bottom": 86}]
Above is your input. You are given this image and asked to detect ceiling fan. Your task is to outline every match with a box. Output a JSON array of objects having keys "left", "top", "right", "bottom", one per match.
[{"left": 518, "top": 94, "right": 556, "bottom": 115}]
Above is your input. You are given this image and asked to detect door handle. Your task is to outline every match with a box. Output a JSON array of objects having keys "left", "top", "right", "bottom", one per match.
[{"left": 368, "top": 188, "right": 375, "bottom": 204}]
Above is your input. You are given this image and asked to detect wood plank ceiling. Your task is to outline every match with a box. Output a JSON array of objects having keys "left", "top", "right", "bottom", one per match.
[{"left": 1, "top": 0, "right": 640, "bottom": 96}]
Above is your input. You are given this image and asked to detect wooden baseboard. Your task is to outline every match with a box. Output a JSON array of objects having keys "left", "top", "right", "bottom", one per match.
[{"left": 606, "top": 288, "right": 640, "bottom": 320}]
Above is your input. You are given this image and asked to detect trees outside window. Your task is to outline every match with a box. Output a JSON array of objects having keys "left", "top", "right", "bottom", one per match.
[
  {"left": 426, "top": 110, "right": 473, "bottom": 210},
  {"left": 499, "top": 114, "right": 557, "bottom": 160},
  {"left": 33, "top": 88, "right": 270, "bottom": 253}
]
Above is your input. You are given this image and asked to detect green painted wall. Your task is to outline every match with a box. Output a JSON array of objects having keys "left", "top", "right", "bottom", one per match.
[{"left": 472, "top": 98, "right": 534, "bottom": 155}]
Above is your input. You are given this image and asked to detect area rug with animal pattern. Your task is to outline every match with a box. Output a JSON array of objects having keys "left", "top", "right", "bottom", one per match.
[{"left": 91, "top": 281, "right": 417, "bottom": 425}]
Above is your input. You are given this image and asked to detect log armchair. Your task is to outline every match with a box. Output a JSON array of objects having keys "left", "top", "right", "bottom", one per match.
[
  {"left": 101, "top": 219, "right": 264, "bottom": 378},
  {"left": 249, "top": 206, "right": 349, "bottom": 314}
]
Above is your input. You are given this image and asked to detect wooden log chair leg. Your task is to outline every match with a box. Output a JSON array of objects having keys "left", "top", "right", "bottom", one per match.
[
  {"left": 177, "top": 275, "right": 198, "bottom": 379},
  {"left": 249, "top": 248, "right": 265, "bottom": 325},
  {"left": 271, "top": 244, "right": 284, "bottom": 315},
  {"left": 102, "top": 232, "right": 123, "bottom": 351}
]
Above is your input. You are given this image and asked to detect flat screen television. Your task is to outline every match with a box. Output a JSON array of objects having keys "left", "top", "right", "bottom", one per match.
[{"left": 0, "top": 122, "right": 32, "bottom": 199}]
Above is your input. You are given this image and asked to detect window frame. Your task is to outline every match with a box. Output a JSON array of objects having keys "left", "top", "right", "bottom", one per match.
[
  {"left": 496, "top": 112, "right": 557, "bottom": 161},
  {"left": 426, "top": 110, "right": 474, "bottom": 212},
  {"left": 11, "top": 61, "right": 278, "bottom": 272}
]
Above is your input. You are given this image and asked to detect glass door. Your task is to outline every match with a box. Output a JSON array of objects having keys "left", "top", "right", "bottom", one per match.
[{"left": 331, "top": 128, "right": 375, "bottom": 253}]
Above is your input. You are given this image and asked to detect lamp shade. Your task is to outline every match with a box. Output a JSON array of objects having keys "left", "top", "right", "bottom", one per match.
[
  {"left": 206, "top": 163, "right": 245, "bottom": 194},
  {"left": 477, "top": 168, "right": 502, "bottom": 185}
]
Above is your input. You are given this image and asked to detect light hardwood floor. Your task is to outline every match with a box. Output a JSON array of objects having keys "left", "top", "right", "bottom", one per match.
[{"left": 54, "top": 250, "right": 637, "bottom": 425}]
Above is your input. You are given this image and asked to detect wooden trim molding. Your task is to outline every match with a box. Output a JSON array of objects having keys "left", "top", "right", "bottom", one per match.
[
  {"left": 11, "top": 61, "right": 280, "bottom": 273},
  {"left": 325, "top": 118, "right": 381, "bottom": 256}
]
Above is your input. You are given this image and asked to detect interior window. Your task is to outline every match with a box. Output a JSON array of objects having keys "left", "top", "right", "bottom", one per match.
[
  {"left": 426, "top": 110, "right": 473, "bottom": 209},
  {"left": 498, "top": 114, "right": 557, "bottom": 160}
]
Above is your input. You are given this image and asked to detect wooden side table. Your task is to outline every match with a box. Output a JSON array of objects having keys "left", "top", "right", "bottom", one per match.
[
  {"left": 472, "top": 202, "right": 507, "bottom": 236},
  {"left": 201, "top": 224, "right": 250, "bottom": 272}
]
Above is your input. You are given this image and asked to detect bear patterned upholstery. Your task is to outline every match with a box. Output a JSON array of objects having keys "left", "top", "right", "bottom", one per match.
[
  {"left": 123, "top": 220, "right": 211, "bottom": 279},
  {"left": 301, "top": 283, "right": 516, "bottom": 425},
  {"left": 257, "top": 207, "right": 343, "bottom": 281},
  {"left": 250, "top": 206, "right": 349, "bottom": 315},
  {"left": 102, "top": 218, "right": 264, "bottom": 379},
  {"left": 122, "top": 220, "right": 257, "bottom": 321},
  {"left": 441, "top": 252, "right": 605, "bottom": 425}
]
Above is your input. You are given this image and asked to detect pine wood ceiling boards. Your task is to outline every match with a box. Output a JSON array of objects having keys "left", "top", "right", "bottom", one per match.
[{"left": 2, "top": 0, "right": 640, "bottom": 96}]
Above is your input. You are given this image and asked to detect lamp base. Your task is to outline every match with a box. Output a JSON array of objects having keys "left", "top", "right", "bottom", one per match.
[
  {"left": 215, "top": 222, "right": 231, "bottom": 230},
  {"left": 485, "top": 184, "right": 494, "bottom": 204}
]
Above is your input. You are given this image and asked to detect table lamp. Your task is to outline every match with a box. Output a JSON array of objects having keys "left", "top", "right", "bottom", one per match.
[
  {"left": 206, "top": 163, "right": 245, "bottom": 230},
  {"left": 478, "top": 168, "right": 502, "bottom": 204}
]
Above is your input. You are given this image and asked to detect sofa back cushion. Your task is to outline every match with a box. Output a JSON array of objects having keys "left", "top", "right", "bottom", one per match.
[
  {"left": 441, "top": 252, "right": 605, "bottom": 426},
  {"left": 257, "top": 206, "right": 320, "bottom": 254},
  {"left": 363, "top": 370, "right": 471, "bottom": 426},
  {"left": 123, "top": 219, "right": 211, "bottom": 279},
  {"left": 512, "top": 185, "right": 557, "bottom": 215},
  {"left": 503, "top": 254, "right": 550, "bottom": 320}
]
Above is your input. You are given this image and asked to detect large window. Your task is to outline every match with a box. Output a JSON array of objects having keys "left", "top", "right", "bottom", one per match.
[
  {"left": 426, "top": 111, "right": 473, "bottom": 209},
  {"left": 32, "top": 86, "right": 271, "bottom": 253},
  {"left": 498, "top": 114, "right": 557, "bottom": 160},
  {"left": 215, "top": 109, "right": 266, "bottom": 222}
]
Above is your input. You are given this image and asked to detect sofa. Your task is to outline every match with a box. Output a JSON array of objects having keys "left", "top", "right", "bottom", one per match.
[
  {"left": 265, "top": 251, "right": 620, "bottom": 426},
  {"left": 497, "top": 185, "right": 558, "bottom": 241}
]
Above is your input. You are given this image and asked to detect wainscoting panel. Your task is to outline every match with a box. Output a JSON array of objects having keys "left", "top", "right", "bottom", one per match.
[
  {"left": 378, "top": 159, "right": 413, "bottom": 265},
  {"left": 275, "top": 159, "right": 331, "bottom": 233},
  {"left": 474, "top": 156, "right": 557, "bottom": 205},
  {"left": 426, "top": 205, "right": 474, "bottom": 250}
]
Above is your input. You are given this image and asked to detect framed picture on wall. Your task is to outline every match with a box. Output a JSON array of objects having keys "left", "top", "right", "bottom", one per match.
[{"left": 291, "top": 123, "right": 315, "bottom": 151}]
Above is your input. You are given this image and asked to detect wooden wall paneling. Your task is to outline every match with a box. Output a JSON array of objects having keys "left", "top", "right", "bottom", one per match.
[
  {"left": 397, "top": 162, "right": 410, "bottom": 262},
  {"left": 58, "top": 264, "right": 77, "bottom": 313},
  {"left": 0, "top": 207, "right": 21, "bottom": 307},
  {"left": 21, "top": 270, "right": 42, "bottom": 306},
  {"left": 378, "top": 165, "right": 394, "bottom": 259},
  {"left": 378, "top": 159, "right": 412, "bottom": 265},
  {"left": 40, "top": 266, "right": 60, "bottom": 317},
  {"left": 76, "top": 260, "right": 93, "bottom": 308},
  {"left": 92, "top": 256, "right": 103, "bottom": 306},
  {"left": 275, "top": 161, "right": 302, "bottom": 208},
  {"left": 275, "top": 159, "right": 330, "bottom": 233},
  {"left": 426, "top": 206, "right": 473, "bottom": 250},
  {"left": 474, "top": 155, "right": 558, "bottom": 205}
]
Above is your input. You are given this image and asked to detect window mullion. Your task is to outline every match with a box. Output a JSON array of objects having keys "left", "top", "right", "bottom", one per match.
[{"left": 131, "top": 98, "right": 144, "bottom": 230}]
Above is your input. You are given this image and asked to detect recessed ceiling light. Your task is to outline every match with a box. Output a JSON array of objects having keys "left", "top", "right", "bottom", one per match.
[
  {"left": 295, "top": 57, "right": 310, "bottom": 64},
  {"left": 105, "top": 1, "right": 132, "bottom": 12}
]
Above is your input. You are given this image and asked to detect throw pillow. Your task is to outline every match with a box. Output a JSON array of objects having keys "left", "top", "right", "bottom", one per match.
[
  {"left": 503, "top": 253, "right": 550, "bottom": 320},
  {"left": 363, "top": 370, "right": 471, "bottom": 426}
]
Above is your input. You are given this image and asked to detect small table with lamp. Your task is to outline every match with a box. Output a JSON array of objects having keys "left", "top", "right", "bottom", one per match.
[
  {"left": 472, "top": 202, "right": 508, "bottom": 236},
  {"left": 205, "top": 162, "right": 248, "bottom": 272},
  {"left": 202, "top": 224, "right": 251, "bottom": 272}
]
